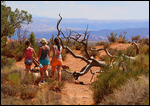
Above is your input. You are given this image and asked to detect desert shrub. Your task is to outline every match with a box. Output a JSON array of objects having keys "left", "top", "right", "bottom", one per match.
[
  {"left": 139, "top": 38, "right": 149, "bottom": 45},
  {"left": 61, "top": 69, "right": 74, "bottom": 82},
  {"left": 32, "top": 89, "right": 62, "bottom": 105},
  {"left": 117, "top": 38, "right": 126, "bottom": 43},
  {"left": 107, "top": 48, "right": 118, "bottom": 56},
  {"left": 8, "top": 72, "right": 21, "bottom": 85},
  {"left": 14, "top": 43, "right": 26, "bottom": 61},
  {"left": 124, "top": 45, "right": 137, "bottom": 57},
  {"left": 1, "top": 56, "right": 16, "bottom": 69},
  {"left": 21, "top": 73, "right": 37, "bottom": 85},
  {"left": 1, "top": 72, "right": 8, "bottom": 84},
  {"left": 100, "top": 75, "right": 149, "bottom": 105},
  {"left": 91, "top": 52, "right": 149, "bottom": 104},
  {"left": 107, "top": 32, "right": 118, "bottom": 43},
  {"left": 117, "top": 32, "right": 128, "bottom": 43},
  {"left": 91, "top": 69, "right": 128, "bottom": 103},
  {"left": 19, "top": 84, "right": 38, "bottom": 100},
  {"left": 1, "top": 84, "right": 20, "bottom": 97},
  {"left": 1, "top": 41, "right": 19, "bottom": 57},
  {"left": 139, "top": 44, "right": 149, "bottom": 55},
  {"left": 1, "top": 92, "right": 24, "bottom": 105},
  {"left": 132, "top": 35, "right": 141, "bottom": 43}
]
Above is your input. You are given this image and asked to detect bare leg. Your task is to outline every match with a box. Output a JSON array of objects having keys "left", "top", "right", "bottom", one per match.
[
  {"left": 43, "top": 65, "right": 48, "bottom": 77},
  {"left": 25, "top": 64, "right": 31, "bottom": 73},
  {"left": 57, "top": 65, "right": 61, "bottom": 82},
  {"left": 52, "top": 66, "right": 56, "bottom": 80},
  {"left": 40, "top": 67, "right": 44, "bottom": 80}
]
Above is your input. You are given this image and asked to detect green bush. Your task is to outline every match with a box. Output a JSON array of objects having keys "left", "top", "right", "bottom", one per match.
[
  {"left": 61, "top": 69, "right": 74, "bottom": 82},
  {"left": 32, "top": 89, "right": 62, "bottom": 105},
  {"left": 100, "top": 75, "right": 149, "bottom": 105},
  {"left": 91, "top": 52, "right": 149, "bottom": 104},
  {"left": 107, "top": 48, "right": 118, "bottom": 56},
  {"left": 139, "top": 44, "right": 149, "bottom": 55},
  {"left": 139, "top": 38, "right": 149, "bottom": 45},
  {"left": 107, "top": 32, "right": 118, "bottom": 43},
  {"left": 132, "top": 35, "right": 141, "bottom": 43},
  {"left": 8, "top": 72, "right": 21, "bottom": 85},
  {"left": 1, "top": 41, "right": 19, "bottom": 57},
  {"left": 14, "top": 43, "right": 26, "bottom": 61},
  {"left": 1, "top": 92, "right": 24, "bottom": 105},
  {"left": 1, "top": 84, "right": 20, "bottom": 97},
  {"left": 124, "top": 45, "right": 137, "bottom": 57},
  {"left": 1, "top": 56, "right": 16, "bottom": 69},
  {"left": 19, "top": 84, "right": 38, "bottom": 100},
  {"left": 21, "top": 73, "right": 37, "bottom": 85},
  {"left": 91, "top": 69, "right": 128, "bottom": 103}
]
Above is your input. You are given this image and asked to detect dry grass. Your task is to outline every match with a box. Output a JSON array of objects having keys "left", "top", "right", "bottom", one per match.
[{"left": 100, "top": 75, "right": 149, "bottom": 105}]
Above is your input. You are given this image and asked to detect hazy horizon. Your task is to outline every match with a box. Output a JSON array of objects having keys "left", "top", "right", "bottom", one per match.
[{"left": 5, "top": 1, "right": 149, "bottom": 20}]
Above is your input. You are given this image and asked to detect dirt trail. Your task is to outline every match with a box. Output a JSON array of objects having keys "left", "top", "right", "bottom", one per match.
[{"left": 15, "top": 43, "right": 131, "bottom": 105}]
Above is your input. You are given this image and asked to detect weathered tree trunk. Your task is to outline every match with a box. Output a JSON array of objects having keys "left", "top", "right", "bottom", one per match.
[{"left": 56, "top": 14, "right": 139, "bottom": 81}]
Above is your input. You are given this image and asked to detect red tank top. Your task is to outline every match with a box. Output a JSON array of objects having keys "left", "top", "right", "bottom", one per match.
[{"left": 25, "top": 47, "right": 33, "bottom": 60}]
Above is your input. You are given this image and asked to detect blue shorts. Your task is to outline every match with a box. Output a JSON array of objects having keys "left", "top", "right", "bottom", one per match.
[
  {"left": 25, "top": 59, "right": 33, "bottom": 65},
  {"left": 39, "top": 59, "right": 49, "bottom": 65}
]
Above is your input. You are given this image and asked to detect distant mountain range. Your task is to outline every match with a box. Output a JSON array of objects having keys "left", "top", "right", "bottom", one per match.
[{"left": 11, "top": 16, "right": 149, "bottom": 41}]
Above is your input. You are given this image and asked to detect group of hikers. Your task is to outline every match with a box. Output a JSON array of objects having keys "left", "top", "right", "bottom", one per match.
[{"left": 23, "top": 37, "right": 63, "bottom": 84}]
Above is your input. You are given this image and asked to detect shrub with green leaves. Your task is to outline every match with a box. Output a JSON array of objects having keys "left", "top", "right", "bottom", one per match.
[
  {"left": 132, "top": 35, "right": 141, "bottom": 43},
  {"left": 100, "top": 75, "right": 149, "bottom": 105},
  {"left": 91, "top": 51, "right": 149, "bottom": 104},
  {"left": 8, "top": 72, "right": 21, "bottom": 85},
  {"left": 1, "top": 56, "right": 16, "bottom": 69},
  {"left": 107, "top": 32, "right": 118, "bottom": 43},
  {"left": 19, "top": 84, "right": 38, "bottom": 100},
  {"left": 14, "top": 43, "right": 26, "bottom": 61},
  {"left": 124, "top": 45, "right": 137, "bottom": 57},
  {"left": 32, "top": 89, "right": 62, "bottom": 105},
  {"left": 1, "top": 92, "right": 24, "bottom": 105},
  {"left": 21, "top": 73, "right": 37, "bottom": 85},
  {"left": 1, "top": 41, "right": 18, "bottom": 57},
  {"left": 139, "top": 44, "right": 149, "bottom": 55},
  {"left": 1, "top": 84, "right": 20, "bottom": 97}
]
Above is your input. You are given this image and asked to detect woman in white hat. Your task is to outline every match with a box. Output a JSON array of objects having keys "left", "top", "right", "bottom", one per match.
[{"left": 38, "top": 38, "right": 50, "bottom": 83}]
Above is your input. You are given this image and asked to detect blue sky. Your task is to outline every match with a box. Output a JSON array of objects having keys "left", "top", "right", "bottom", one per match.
[{"left": 5, "top": 1, "right": 149, "bottom": 20}]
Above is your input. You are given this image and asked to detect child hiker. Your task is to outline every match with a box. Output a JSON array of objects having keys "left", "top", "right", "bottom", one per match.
[
  {"left": 23, "top": 40, "right": 37, "bottom": 73},
  {"left": 38, "top": 38, "right": 50, "bottom": 83},
  {"left": 51, "top": 37, "right": 63, "bottom": 82}
]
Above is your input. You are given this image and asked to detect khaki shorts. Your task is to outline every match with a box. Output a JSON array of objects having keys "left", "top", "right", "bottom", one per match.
[{"left": 52, "top": 59, "right": 62, "bottom": 67}]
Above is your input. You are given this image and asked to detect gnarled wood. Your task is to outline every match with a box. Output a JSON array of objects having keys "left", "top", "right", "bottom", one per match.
[{"left": 56, "top": 14, "right": 139, "bottom": 81}]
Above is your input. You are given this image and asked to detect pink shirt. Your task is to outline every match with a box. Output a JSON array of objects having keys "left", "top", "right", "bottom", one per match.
[{"left": 24, "top": 47, "right": 33, "bottom": 60}]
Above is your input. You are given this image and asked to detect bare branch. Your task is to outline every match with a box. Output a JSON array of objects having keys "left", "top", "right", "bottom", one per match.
[
  {"left": 131, "top": 42, "right": 139, "bottom": 54},
  {"left": 64, "top": 46, "right": 90, "bottom": 64},
  {"left": 91, "top": 48, "right": 117, "bottom": 58}
]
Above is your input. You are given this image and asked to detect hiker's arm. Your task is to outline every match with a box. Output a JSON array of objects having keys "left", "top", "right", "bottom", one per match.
[{"left": 32, "top": 48, "right": 37, "bottom": 58}]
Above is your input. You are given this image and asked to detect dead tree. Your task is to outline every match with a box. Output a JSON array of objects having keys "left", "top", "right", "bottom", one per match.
[{"left": 56, "top": 14, "right": 140, "bottom": 81}]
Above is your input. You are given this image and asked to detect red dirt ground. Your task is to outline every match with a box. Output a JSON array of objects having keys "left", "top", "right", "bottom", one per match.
[{"left": 15, "top": 42, "right": 132, "bottom": 105}]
